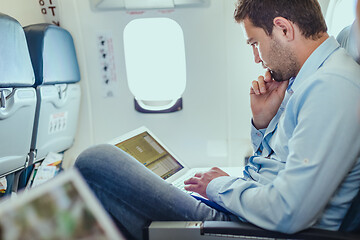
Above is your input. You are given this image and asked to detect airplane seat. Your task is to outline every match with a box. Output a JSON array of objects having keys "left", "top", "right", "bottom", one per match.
[
  {"left": 146, "top": 23, "right": 360, "bottom": 239},
  {"left": 23, "top": 23, "right": 81, "bottom": 164},
  {"left": 335, "top": 21, "right": 360, "bottom": 235},
  {"left": 336, "top": 21, "right": 360, "bottom": 64},
  {"left": 0, "top": 13, "right": 37, "bottom": 180},
  {"left": 339, "top": 187, "right": 360, "bottom": 234}
]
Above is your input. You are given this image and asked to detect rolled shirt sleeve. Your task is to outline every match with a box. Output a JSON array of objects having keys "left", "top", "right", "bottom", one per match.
[{"left": 250, "top": 120, "right": 266, "bottom": 153}]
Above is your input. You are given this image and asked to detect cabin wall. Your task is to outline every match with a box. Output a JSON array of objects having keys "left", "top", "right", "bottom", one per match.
[
  {"left": 0, "top": 1, "right": 45, "bottom": 25},
  {"left": 61, "top": 0, "right": 332, "bottom": 169},
  {"left": 58, "top": 0, "right": 259, "bottom": 169},
  {"left": 0, "top": 0, "right": 331, "bottom": 170}
]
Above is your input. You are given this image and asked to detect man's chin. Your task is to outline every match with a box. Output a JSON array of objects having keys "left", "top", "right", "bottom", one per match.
[
  {"left": 269, "top": 70, "right": 281, "bottom": 82},
  {"left": 271, "top": 70, "right": 291, "bottom": 82}
]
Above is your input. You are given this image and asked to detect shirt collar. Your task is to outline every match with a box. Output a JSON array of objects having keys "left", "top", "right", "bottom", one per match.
[{"left": 290, "top": 36, "right": 340, "bottom": 92}]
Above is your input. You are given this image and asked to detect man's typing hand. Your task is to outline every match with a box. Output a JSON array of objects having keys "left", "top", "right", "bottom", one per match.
[
  {"left": 184, "top": 167, "right": 229, "bottom": 199},
  {"left": 251, "top": 71, "right": 289, "bottom": 129}
]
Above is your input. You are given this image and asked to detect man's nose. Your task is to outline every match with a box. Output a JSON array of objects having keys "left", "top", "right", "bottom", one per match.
[{"left": 252, "top": 46, "right": 262, "bottom": 64}]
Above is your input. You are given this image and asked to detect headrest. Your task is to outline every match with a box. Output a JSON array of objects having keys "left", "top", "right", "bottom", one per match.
[
  {"left": 0, "top": 13, "right": 35, "bottom": 87},
  {"left": 337, "top": 21, "right": 360, "bottom": 64},
  {"left": 23, "top": 24, "right": 80, "bottom": 86}
]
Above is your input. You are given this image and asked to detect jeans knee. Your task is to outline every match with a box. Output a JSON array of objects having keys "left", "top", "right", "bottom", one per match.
[
  {"left": 75, "top": 143, "right": 137, "bottom": 174},
  {"left": 75, "top": 144, "right": 116, "bottom": 173}
]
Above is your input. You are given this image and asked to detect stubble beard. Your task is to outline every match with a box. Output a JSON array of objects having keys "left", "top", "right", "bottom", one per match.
[{"left": 268, "top": 37, "right": 300, "bottom": 82}]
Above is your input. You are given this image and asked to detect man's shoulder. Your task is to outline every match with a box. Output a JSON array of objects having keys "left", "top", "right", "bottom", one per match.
[
  {"left": 317, "top": 47, "right": 360, "bottom": 87},
  {"left": 292, "top": 49, "right": 360, "bottom": 104}
]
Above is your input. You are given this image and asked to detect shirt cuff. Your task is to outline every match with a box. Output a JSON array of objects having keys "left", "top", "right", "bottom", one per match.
[
  {"left": 206, "top": 176, "right": 239, "bottom": 203},
  {"left": 251, "top": 119, "right": 266, "bottom": 152}
]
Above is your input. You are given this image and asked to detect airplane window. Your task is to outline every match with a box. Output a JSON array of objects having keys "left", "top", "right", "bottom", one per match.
[
  {"left": 326, "top": 0, "right": 357, "bottom": 37},
  {"left": 123, "top": 18, "right": 186, "bottom": 113}
]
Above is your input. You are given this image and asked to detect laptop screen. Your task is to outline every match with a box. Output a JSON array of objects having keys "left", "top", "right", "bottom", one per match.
[
  {"left": 115, "top": 131, "right": 184, "bottom": 180},
  {"left": 0, "top": 169, "right": 124, "bottom": 240}
]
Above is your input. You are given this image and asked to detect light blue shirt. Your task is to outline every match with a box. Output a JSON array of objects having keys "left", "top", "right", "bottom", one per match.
[{"left": 207, "top": 37, "right": 360, "bottom": 234}]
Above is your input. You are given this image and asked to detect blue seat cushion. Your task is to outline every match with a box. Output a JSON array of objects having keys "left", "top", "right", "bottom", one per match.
[
  {"left": 337, "top": 22, "right": 360, "bottom": 64},
  {"left": 24, "top": 24, "right": 80, "bottom": 86},
  {"left": 0, "top": 13, "right": 35, "bottom": 87}
]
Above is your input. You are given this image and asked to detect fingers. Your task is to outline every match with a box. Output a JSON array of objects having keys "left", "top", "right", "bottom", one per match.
[
  {"left": 258, "top": 75, "right": 267, "bottom": 93},
  {"left": 251, "top": 71, "right": 280, "bottom": 95},
  {"left": 184, "top": 172, "right": 204, "bottom": 192},
  {"left": 194, "top": 172, "right": 202, "bottom": 177},
  {"left": 184, "top": 183, "right": 197, "bottom": 192},
  {"left": 184, "top": 176, "right": 200, "bottom": 185},
  {"left": 264, "top": 70, "right": 272, "bottom": 82},
  {"left": 183, "top": 176, "right": 201, "bottom": 192},
  {"left": 251, "top": 75, "right": 266, "bottom": 95},
  {"left": 183, "top": 168, "right": 227, "bottom": 198}
]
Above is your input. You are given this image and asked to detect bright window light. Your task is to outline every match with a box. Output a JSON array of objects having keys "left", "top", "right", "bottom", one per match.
[
  {"left": 326, "top": 0, "right": 357, "bottom": 37},
  {"left": 123, "top": 18, "right": 186, "bottom": 110}
]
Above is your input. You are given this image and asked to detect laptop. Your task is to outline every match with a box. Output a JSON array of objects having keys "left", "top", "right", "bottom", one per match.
[
  {"left": 0, "top": 169, "right": 125, "bottom": 240},
  {"left": 108, "top": 126, "right": 242, "bottom": 194}
]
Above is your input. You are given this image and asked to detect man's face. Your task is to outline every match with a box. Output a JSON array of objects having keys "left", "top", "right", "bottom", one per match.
[{"left": 242, "top": 18, "right": 299, "bottom": 82}]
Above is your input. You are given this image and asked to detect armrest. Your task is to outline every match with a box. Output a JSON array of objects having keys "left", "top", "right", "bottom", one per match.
[
  {"left": 203, "top": 221, "right": 360, "bottom": 240},
  {"left": 146, "top": 221, "right": 360, "bottom": 240}
]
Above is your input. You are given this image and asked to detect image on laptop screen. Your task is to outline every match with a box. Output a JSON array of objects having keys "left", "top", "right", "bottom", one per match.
[{"left": 115, "top": 131, "right": 184, "bottom": 180}]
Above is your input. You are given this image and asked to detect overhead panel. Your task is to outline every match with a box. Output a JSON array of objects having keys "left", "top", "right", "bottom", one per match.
[
  {"left": 90, "top": 0, "right": 208, "bottom": 10},
  {"left": 125, "top": 0, "right": 174, "bottom": 9}
]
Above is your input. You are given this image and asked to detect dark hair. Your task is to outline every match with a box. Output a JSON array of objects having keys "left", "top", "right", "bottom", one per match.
[{"left": 234, "top": 0, "right": 327, "bottom": 39}]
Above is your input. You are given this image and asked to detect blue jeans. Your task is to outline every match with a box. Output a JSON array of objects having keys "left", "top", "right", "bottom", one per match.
[{"left": 75, "top": 144, "right": 240, "bottom": 240}]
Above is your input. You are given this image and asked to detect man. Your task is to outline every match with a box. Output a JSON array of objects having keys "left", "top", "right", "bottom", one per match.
[{"left": 75, "top": 0, "right": 360, "bottom": 239}]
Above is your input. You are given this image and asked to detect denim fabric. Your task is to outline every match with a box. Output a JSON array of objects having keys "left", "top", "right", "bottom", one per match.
[{"left": 75, "top": 144, "right": 239, "bottom": 240}]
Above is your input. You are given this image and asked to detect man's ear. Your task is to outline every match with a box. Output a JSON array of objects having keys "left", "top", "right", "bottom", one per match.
[{"left": 273, "top": 17, "right": 295, "bottom": 41}]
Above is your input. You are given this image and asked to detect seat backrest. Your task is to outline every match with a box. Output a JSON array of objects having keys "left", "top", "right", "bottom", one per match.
[
  {"left": 24, "top": 24, "right": 81, "bottom": 162},
  {"left": 336, "top": 21, "right": 360, "bottom": 64},
  {"left": 24, "top": 24, "right": 80, "bottom": 86},
  {"left": 0, "top": 13, "right": 36, "bottom": 177},
  {"left": 337, "top": 20, "right": 360, "bottom": 233},
  {"left": 0, "top": 14, "right": 35, "bottom": 88}
]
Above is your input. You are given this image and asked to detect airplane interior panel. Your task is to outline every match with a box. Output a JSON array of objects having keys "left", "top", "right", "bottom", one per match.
[{"left": 0, "top": 0, "right": 359, "bottom": 239}]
